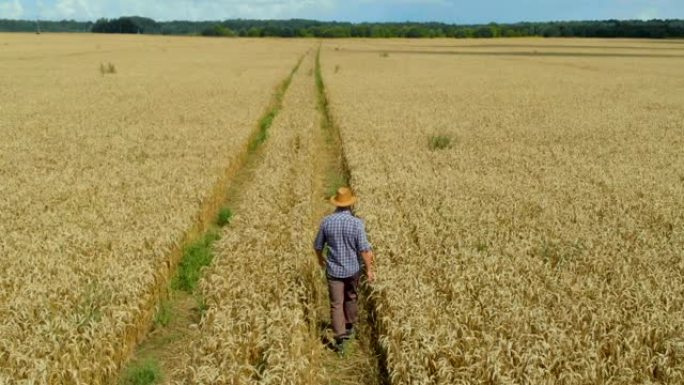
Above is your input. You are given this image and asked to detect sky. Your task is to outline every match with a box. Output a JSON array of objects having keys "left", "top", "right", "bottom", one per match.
[{"left": 1, "top": 0, "right": 683, "bottom": 23}]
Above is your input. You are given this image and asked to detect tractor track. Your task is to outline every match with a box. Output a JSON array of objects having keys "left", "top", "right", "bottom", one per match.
[
  {"left": 115, "top": 52, "right": 306, "bottom": 385},
  {"left": 313, "top": 44, "right": 390, "bottom": 385}
]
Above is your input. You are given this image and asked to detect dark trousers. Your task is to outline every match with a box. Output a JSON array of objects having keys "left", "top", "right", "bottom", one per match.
[{"left": 327, "top": 272, "right": 360, "bottom": 338}]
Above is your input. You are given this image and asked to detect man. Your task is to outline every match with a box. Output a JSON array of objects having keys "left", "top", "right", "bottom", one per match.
[{"left": 314, "top": 187, "right": 376, "bottom": 350}]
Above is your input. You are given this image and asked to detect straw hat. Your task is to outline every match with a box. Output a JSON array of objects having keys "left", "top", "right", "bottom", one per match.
[{"left": 330, "top": 187, "right": 357, "bottom": 207}]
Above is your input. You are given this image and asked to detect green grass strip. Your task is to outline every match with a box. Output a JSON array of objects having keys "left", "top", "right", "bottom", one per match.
[
  {"left": 171, "top": 229, "right": 220, "bottom": 293},
  {"left": 171, "top": 55, "right": 304, "bottom": 293},
  {"left": 314, "top": 47, "right": 329, "bottom": 129},
  {"left": 249, "top": 55, "right": 304, "bottom": 152},
  {"left": 315, "top": 45, "right": 350, "bottom": 194},
  {"left": 119, "top": 359, "right": 162, "bottom": 385},
  {"left": 152, "top": 299, "right": 172, "bottom": 327}
]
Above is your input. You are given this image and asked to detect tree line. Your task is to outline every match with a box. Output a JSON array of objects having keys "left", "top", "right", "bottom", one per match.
[
  {"left": 0, "top": 19, "right": 92, "bottom": 33},
  {"left": 1, "top": 17, "right": 683, "bottom": 38}
]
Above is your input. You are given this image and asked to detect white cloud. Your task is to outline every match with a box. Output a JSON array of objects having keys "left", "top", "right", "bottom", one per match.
[
  {"left": 636, "top": 7, "right": 659, "bottom": 19},
  {"left": 29, "top": 0, "right": 336, "bottom": 21},
  {"left": 37, "top": 0, "right": 107, "bottom": 20},
  {"left": 0, "top": 0, "right": 24, "bottom": 18},
  {"left": 108, "top": 0, "right": 336, "bottom": 21},
  {"left": 56, "top": 0, "right": 92, "bottom": 18}
]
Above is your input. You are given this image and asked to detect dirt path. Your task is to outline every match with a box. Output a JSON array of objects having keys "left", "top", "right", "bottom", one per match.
[{"left": 312, "top": 45, "right": 388, "bottom": 385}]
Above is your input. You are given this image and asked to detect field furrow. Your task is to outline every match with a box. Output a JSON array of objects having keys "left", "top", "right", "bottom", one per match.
[
  {"left": 313, "top": 46, "right": 387, "bottom": 385},
  {"left": 173, "top": 52, "right": 322, "bottom": 385}
]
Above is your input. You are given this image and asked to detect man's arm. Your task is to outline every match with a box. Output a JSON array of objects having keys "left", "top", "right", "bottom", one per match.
[
  {"left": 315, "top": 249, "right": 326, "bottom": 268},
  {"left": 360, "top": 250, "right": 375, "bottom": 283},
  {"left": 357, "top": 221, "right": 376, "bottom": 283},
  {"left": 314, "top": 225, "right": 326, "bottom": 268}
]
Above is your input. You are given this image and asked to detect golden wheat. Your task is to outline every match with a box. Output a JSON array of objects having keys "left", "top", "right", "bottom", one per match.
[
  {"left": 323, "top": 38, "right": 684, "bottom": 384},
  {"left": 0, "top": 34, "right": 308, "bottom": 385},
  {"left": 172, "top": 53, "right": 323, "bottom": 385},
  {"left": 3, "top": 34, "right": 682, "bottom": 385}
]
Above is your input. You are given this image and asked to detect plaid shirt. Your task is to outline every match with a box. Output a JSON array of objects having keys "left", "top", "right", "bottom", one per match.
[{"left": 314, "top": 210, "right": 371, "bottom": 279}]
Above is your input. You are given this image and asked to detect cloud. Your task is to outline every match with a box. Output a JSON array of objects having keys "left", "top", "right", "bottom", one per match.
[
  {"left": 637, "top": 7, "right": 659, "bottom": 19},
  {"left": 55, "top": 0, "right": 93, "bottom": 18},
  {"left": 167, "top": 0, "right": 335, "bottom": 20},
  {"left": 0, "top": 0, "right": 24, "bottom": 18},
  {"left": 29, "top": 0, "right": 337, "bottom": 21},
  {"left": 36, "top": 0, "right": 105, "bottom": 20}
]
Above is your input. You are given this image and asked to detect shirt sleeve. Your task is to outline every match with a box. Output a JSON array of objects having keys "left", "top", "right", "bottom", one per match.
[
  {"left": 356, "top": 221, "right": 372, "bottom": 252},
  {"left": 314, "top": 224, "right": 326, "bottom": 251}
]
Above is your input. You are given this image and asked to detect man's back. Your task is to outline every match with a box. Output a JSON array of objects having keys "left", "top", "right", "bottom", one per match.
[{"left": 315, "top": 210, "right": 370, "bottom": 279}]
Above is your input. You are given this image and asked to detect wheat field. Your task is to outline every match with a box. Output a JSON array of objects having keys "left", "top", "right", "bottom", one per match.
[
  {"left": 0, "top": 34, "right": 308, "bottom": 384},
  {"left": 322, "top": 39, "right": 684, "bottom": 384},
  {"left": 1, "top": 34, "right": 683, "bottom": 385}
]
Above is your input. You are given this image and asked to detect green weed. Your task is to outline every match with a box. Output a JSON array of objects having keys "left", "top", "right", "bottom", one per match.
[
  {"left": 326, "top": 174, "right": 347, "bottom": 199},
  {"left": 99, "top": 62, "right": 116, "bottom": 75},
  {"left": 119, "top": 359, "right": 162, "bottom": 385},
  {"left": 475, "top": 241, "right": 488, "bottom": 253},
  {"left": 216, "top": 207, "right": 233, "bottom": 227},
  {"left": 428, "top": 134, "right": 453, "bottom": 150},
  {"left": 172, "top": 230, "right": 220, "bottom": 293},
  {"left": 250, "top": 110, "right": 276, "bottom": 151},
  {"left": 195, "top": 295, "right": 209, "bottom": 319},
  {"left": 153, "top": 300, "right": 172, "bottom": 327}
]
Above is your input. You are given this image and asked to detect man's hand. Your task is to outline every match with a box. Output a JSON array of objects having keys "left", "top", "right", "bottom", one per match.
[
  {"left": 315, "top": 249, "right": 326, "bottom": 269},
  {"left": 361, "top": 250, "right": 376, "bottom": 283},
  {"left": 366, "top": 270, "right": 376, "bottom": 283}
]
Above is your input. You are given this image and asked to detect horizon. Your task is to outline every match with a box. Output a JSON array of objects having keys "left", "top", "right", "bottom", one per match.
[
  {"left": 8, "top": 16, "right": 684, "bottom": 25},
  {"left": 2, "top": 0, "right": 683, "bottom": 24}
]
